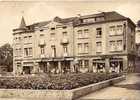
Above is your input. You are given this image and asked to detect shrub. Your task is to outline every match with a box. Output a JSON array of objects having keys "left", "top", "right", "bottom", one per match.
[{"left": 0, "top": 73, "right": 121, "bottom": 90}]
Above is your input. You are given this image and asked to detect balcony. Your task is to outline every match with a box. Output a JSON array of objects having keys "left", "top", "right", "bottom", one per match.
[
  {"left": 40, "top": 54, "right": 45, "bottom": 58},
  {"left": 39, "top": 39, "right": 46, "bottom": 46},
  {"left": 61, "top": 38, "right": 69, "bottom": 45},
  {"left": 63, "top": 53, "right": 68, "bottom": 57}
]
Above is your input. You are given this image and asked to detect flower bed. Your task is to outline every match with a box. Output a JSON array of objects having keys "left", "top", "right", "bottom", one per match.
[{"left": 0, "top": 73, "right": 121, "bottom": 90}]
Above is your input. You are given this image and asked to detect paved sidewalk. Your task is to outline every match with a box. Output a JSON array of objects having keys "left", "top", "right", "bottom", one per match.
[{"left": 78, "top": 73, "right": 140, "bottom": 100}]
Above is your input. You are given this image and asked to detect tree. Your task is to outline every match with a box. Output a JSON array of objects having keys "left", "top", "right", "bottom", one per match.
[{"left": 0, "top": 43, "right": 13, "bottom": 72}]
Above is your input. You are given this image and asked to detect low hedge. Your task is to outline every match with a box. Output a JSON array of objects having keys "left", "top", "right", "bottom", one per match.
[{"left": 0, "top": 73, "right": 121, "bottom": 90}]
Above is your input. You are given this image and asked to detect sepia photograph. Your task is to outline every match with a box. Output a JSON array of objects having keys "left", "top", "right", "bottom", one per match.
[{"left": 0, "top": 0, "right": 140, "bottom": 100}]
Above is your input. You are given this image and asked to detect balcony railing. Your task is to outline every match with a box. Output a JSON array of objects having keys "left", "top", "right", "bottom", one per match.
[
  {"left": 39, "top": 39, "right": 46, "bottom": 46},
  {"left": 61, "top": 38, "right": 69, "bottom": 44}
]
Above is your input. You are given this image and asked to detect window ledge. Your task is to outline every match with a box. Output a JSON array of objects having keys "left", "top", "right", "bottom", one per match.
[
  {"left": 96, "top": 52, "right": 102, "bottom": 54},
  {"left": 96, "top": 36, "right": 102, "bottom": 38},
  {"left": 78, "top": 53, "right": 89, "bottom": 55},
  {"left": 110, "top": 50, "right": 123, "bottom": 53},
  {"left": 77, "top": 37, "right": 89, "bottom": 39},
  {"left": 24, "top": 43, "right": 32, "bottom": 45},
  {"left": 24, "top": 56, "right": 33, "bottom": 58},
  {"left": 109, "top": 34, "right": 123, "bottom": 37}
]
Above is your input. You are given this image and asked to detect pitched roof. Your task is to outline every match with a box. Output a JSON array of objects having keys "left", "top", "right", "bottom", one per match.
[
  {"left": 104, "top": 11, "right": 127, "bottom": 21},
  {"left": 31, "top": 21, "right": 51, "bottom": 28},
  {"left": 19, "top": 16, "right": 26, "bottom": 29},
  {"left": 13, "top": 11, "right": 135, "bottom": 32}
]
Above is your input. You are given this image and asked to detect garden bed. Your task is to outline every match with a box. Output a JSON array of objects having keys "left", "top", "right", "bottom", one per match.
[{"left": 0, "top": 73, "right": 122, "bottom": 90}]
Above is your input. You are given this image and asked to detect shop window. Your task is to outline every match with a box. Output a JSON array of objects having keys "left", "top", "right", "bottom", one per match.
[
  {"left": 84, "top": 60, "right": 89, "bottom": 68},
  {"left": 78, "top": 60, "right": 82, "bottom": 68}
]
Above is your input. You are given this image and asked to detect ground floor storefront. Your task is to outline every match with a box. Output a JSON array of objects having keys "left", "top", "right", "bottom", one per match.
[{"left": 13, "top": 54, "right": 135, "bottom": 75}]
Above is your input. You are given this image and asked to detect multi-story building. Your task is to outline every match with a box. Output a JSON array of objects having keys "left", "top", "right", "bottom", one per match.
[
  {"left": 13, "top": 11, "right": 136, "bottom": 75},
  {"left": 136, "top": 23, "right": 140, "bottom": 57}
]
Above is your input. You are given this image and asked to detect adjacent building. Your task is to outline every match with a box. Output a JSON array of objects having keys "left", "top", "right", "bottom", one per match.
[{"left": 13, "top": 11, "right": 136, "bottom": 75}]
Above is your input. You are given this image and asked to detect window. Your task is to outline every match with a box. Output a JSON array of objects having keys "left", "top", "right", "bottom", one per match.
[
  {"left": 78, "top": 60, "right": 82, "bottom": 68},
  {"left": 14, "top": 37, "right": 21, "bottom": 43},
  {"left": 50, "top": 33, "right": 55, "bottom": 40},
  {"left": 40, "top": 46, "right": 45, "bottom": 54},
  {"left": 40, "top": 34, "right": 45, "bottom": 37},
  {"left": 18, "top": 37, "right": 21, "bottom": 41},
  {"left": 24, "top": 47, "right": 32, "bottom": 57},
  {"left": 51, "top": 45, "right": 56, "bottom": 57},
  {"left": 84, "top": 29, "right": 89, "bottom": 38},
  {"left": 18, "top": 48, "right": 21, "bottom": 57},
  {"left": 96, "top": 42, "right": 102, "bottom": 52},
  {"left": 28, "top": 36, "right": 32, "bottom": 43},
  {"left": 116, "top": 25, "right": 123, "bottom": 35},
  {"left": 131, "top": 42, "right": 134, "bottom": 50},
  {"left": 63, "top": 45, "right": 68, "bottom": 56},
  {"left": 117, "top": 40, "right": 123, "bottom": 51},
  {"left": 77, "top": 30, "right": 82, "bottom": 38},
  {"left": 29, "top": 48, "right": 32, "bottom": 56},
  {"left": 83, "top": 18, "right": 95, "bottom": 23},
  {"left": 62, "top": 32, "right": 67, "bottom": 37},
  {"left": 110, "top": 41, "right": 115, "bottom": 51},
  {"left": 84, "top": 43, "right": 89, "bottom": 53},
  {"left": 96, "top": 28, "right": 102, "bottom": 38},
  {"left": 24, "top": 48, "right": 28, "bottom": 57},
  {"left": 24, "top": 36, "right": 28, "bottom": 43},
  {"left": 109, "top": 25, "right": 123, "bottom": 36},
  {"left": 95, "top": 17, "right": 104, "bottom": 22},
  {"left": 78, "top": 43, "right": 82, "bottom": 53},
  {"left": 109, "top": 26, "right": 116, "bottom": 36},
  {"left": 24, "top": 36, "right": 32, "bottom": 44}
]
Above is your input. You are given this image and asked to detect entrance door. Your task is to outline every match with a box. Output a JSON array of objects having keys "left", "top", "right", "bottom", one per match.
[{"left": 23, "top": 66, "right": 32, "bottom": 74}]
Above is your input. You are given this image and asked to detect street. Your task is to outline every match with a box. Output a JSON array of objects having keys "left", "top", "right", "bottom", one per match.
[{"left": 78, "top": 73, "right": 140, "bottom": 100}]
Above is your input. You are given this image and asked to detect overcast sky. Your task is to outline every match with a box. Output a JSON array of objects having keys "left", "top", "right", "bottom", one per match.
[{"left": 0, "top": 0, "right": 140, "bottom": 46}]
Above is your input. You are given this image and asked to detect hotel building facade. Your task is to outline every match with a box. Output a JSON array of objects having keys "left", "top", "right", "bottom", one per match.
[{"left": 13, "top": 11, "right": 136, "bottom": 75}]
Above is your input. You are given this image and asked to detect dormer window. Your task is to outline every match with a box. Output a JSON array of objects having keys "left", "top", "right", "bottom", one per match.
[
  {"left": 95, "top": 17, "right": 104, "bottom": 22},
  {"left": 83, "top": 18, "right": 95, "bottom": 23}
]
